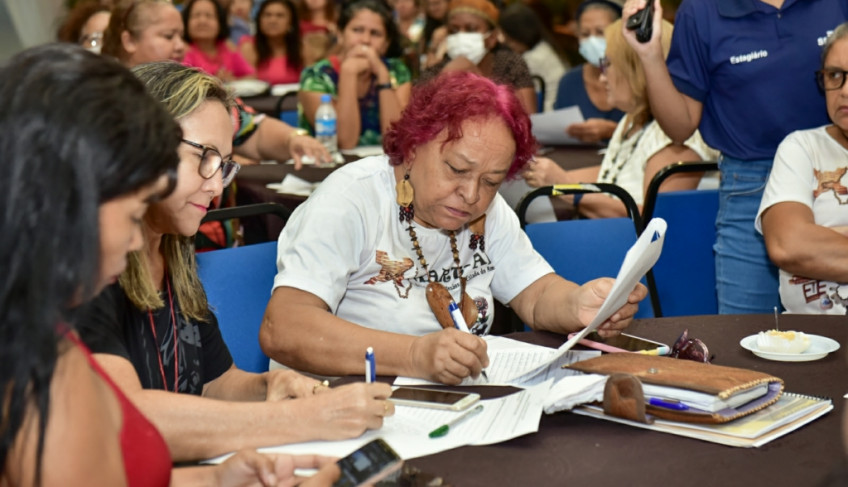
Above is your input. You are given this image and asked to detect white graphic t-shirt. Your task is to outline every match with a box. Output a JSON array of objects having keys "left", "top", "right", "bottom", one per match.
[
  {"left": 273, "top": 155, "right": 554, "bottom": 335},
  {"left": 756, "top": 125, "right": 848, "bottom": 314}
]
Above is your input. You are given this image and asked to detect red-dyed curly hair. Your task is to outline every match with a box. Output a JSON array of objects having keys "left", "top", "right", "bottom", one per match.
[{"left": 383, "top": 71, "right": 536, "bottom": 180}]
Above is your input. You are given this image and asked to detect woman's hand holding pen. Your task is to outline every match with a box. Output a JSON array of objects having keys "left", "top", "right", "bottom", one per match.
[
  {"left": 295, "top": 383, "right": 395, "bottom": 440},
  {"left": 409, "top": 329, "right": 489, "bottom": 385}
]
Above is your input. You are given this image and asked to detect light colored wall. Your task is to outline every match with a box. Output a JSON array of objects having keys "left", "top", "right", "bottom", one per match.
[{"left": 0, "top": 0, "right": 67, "bottom": 62}]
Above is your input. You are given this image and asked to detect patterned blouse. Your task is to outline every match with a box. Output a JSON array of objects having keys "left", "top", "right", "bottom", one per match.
[{"left": 298, "top": 56, "right": 411, "bottom": 147}]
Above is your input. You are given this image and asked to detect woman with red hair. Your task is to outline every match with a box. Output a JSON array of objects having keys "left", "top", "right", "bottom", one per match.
[{"left": 260, "top": 71, "right": 647, "bottom": 385}]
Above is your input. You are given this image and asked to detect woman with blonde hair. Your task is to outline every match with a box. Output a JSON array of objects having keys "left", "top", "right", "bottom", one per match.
[
  {"left": 78, "top": 62, "right": 394, "bottom": 463},
  {"left": 523, "top": 18, "right": 717, "bottom": 218}
]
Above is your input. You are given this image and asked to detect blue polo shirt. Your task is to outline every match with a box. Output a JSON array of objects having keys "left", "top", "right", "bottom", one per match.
[{"left": 667, "top": 0, "right": 848, "bottom": 161}]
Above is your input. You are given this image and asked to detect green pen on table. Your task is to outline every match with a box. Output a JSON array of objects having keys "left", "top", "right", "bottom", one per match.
[{"left": 428, "top": 405, "right": 484, "bottom": 439}]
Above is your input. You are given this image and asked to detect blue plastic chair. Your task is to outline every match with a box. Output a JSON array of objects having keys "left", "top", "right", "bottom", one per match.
[
  {"left": 197, "top": 241, "right": 277, "bottom": 373},
  {"left": 196, "top": 203, "right": 290, "bottom": 373},
  {"left": 274, "top": 91, "right": 299, "bottom": 127},
  {"left": 517, "top": 183, "right": 661, "bottom": 322},
  {"left": 642, "top": 161, "right": 719, "bottom": 316}
]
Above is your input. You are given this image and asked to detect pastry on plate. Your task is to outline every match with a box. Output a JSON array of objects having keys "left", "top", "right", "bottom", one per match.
[{"left": 756, "top": 330, "right": 811, "bottom": 354}]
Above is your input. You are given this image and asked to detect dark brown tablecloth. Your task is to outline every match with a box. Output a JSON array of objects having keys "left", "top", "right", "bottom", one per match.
[{"left": 399, "top": 314, "right": 847, "bottom": 487}]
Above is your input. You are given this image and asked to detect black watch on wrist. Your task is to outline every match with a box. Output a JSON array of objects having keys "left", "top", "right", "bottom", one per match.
[{"left": 376, "top": 82, "right": 393, "bottom": 91}]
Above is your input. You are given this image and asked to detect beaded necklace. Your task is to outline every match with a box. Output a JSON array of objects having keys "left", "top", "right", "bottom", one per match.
[
  {"left": 405, "top": 219, "right": 477, "bottom": 329},
  {"left": 599, "top": 121, "right": 647, "bottom": 185}
]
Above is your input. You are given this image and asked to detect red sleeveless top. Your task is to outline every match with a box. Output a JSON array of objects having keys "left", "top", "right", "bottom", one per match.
[{"left": 66, "top": 332, "right": 172, "bottom": 486}]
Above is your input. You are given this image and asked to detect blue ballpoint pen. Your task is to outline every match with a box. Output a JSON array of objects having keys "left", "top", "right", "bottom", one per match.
[
  {"left": 448, "top": 301, "right": 489, "bottom": 382},
  {"left": 648, "top": 397, "right": 689, "bottom": 411},
  {"left": 365, "top": 347, "right": 376, "bottom": 383}
]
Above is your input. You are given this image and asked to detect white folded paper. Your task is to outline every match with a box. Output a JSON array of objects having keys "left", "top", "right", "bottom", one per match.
[{"left": 266, "top": 173, "right": 320, "bottom": 196}]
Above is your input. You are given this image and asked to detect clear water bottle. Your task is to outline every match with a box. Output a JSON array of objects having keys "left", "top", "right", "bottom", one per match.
[{"left": 314, "top": 94, "right": 338, "bottom": 159}]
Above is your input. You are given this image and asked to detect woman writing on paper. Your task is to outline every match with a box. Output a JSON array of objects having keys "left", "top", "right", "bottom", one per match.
[
  {"left": 261, "top": 71, "right": 647, "bottom": 385},
  {"left": 77, "top": 62, "right": 393, "bottom": 463},
  {"left": 523, "top": 18, "right": 717, "bottom": 219}
]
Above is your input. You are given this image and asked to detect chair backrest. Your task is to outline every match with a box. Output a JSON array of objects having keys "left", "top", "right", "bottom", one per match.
[
  {"left": 201, "top": 202, "right": 292, "bottom": 225},
  {"left": 517, "top": 183, "right": 660, "bottom": 320},
  {"left": 642, "top": 161, "right": 719, "bottom": 316},
  {"left": 196, "top": 241, "right": 278, "bottom": 373},
  {"left": 531, "top": 74, "right": 546, "bottom": 113},
  {"left": 274, "top": 91, "right": 299, "bottom": 127},
  {"left": 201, "top": 202, "right": 292, "bottom": 246},
  {"left": 196, "top": 203, "right": 290, "bottom": 372}
]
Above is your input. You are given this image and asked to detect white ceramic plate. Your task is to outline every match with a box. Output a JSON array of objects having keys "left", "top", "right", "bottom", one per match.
[
  {"left": 740, "top": 334, "right": 840, "bottom": 362},
  {"left": 226, "top": 79, "right": 270, "bottom": 97}
]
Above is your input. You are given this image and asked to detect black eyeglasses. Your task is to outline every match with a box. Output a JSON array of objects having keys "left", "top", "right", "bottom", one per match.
[
  {"left": 669, "top": 329, "right": 713, "bottom": 363},
  {"left": 79, "top": 31, "right": 103, "bottom": 49},
  {"left": 181, "top": 139, "right": 240, "bottom": 186},
  {"left": 816, "top": 68, "right": 848, "bottom": 91}
]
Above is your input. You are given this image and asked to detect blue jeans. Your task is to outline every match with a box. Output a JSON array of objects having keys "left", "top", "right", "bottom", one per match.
[{"left": 714, "top": 156, "right": 780, "bottom": 314}]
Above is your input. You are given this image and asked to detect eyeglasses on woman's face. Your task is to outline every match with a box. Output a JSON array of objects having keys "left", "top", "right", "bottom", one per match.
[
  {"left": 180, "top": 139, "right": 240, "bottom": 186},
  {"left": 817, "top": 68, "right": 848, "bottom": 91},
  {"left": 79, "top": 31, "right": 104, "bottom": 50}
]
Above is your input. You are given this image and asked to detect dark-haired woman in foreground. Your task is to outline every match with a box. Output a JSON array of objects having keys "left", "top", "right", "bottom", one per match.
[{"left": 0, "top": 44, "right": 338, "bottom": 486}]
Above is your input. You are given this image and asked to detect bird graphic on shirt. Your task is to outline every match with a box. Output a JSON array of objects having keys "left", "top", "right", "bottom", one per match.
[
  {"left": 364, "top": 250, "right": 414, "bottom": 286},
  {"left": 813, "top": 167, "right": 848, "bottom": 201}
]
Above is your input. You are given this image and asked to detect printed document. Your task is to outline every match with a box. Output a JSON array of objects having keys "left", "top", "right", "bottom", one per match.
[{"left": 204, "top": 380, "right": 551, "bottom": 464}]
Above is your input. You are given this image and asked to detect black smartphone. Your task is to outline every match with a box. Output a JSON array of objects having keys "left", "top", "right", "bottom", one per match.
[
  {"left": 626, "top": 1, "right": 654, "bottom": 43},
  {"left": 333, "top": 439, "right": 404, "bottom": 487}
]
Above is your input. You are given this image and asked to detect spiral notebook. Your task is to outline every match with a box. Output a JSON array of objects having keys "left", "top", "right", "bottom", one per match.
[{"left": 573, "top": 392, "right": 832, "bottom": 448}]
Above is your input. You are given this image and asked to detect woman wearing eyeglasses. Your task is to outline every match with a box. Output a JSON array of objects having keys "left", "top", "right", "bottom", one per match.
[
  {"left": 77, "top": 62, "right": 394, "bottom": 463},
  {"left": 624, "top": 0, "right": 848, "bottom": 315},
  {"left": 57, "top": 0, "right": 111, "bottom": 54},
  {"left": 757, "top": 23, "right": 848, "bottom": 315},
  {"left": 523, "top": 18, "right": 717, "bottom": 219}
]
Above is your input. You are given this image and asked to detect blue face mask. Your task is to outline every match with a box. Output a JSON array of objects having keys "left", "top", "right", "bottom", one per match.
[{"left": 579, "top": 36, "right": 606, "bottom": 67}]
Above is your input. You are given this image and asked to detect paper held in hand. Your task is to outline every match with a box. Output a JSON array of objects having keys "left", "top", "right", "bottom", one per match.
[
  {"left": 506, "top": 218, "right": 666, "bottom": 384},
  {"left": 558, "top": 218, "right": 666, "bottom": 353}
]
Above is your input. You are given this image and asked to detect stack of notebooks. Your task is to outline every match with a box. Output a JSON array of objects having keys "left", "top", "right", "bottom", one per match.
[{"left": 564, "top": 354, "right": 832, "bottom": 447}]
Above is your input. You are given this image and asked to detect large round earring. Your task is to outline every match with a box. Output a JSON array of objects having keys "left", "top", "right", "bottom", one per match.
[{"left": 397, "top": 173, "right": 414, "bottom": 223}]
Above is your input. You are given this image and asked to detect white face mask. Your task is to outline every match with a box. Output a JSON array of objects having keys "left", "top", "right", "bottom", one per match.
[
  {"left": 579, "top": 36, "right": 606, "bottom": 67},
  {"left": 445, "top": 32, "right": 488, "bottom": 65}
]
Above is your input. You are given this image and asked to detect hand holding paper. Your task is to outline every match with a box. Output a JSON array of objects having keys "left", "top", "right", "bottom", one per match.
[{"left": 560, "top": 218, "right": 667, "bottom": 352}]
